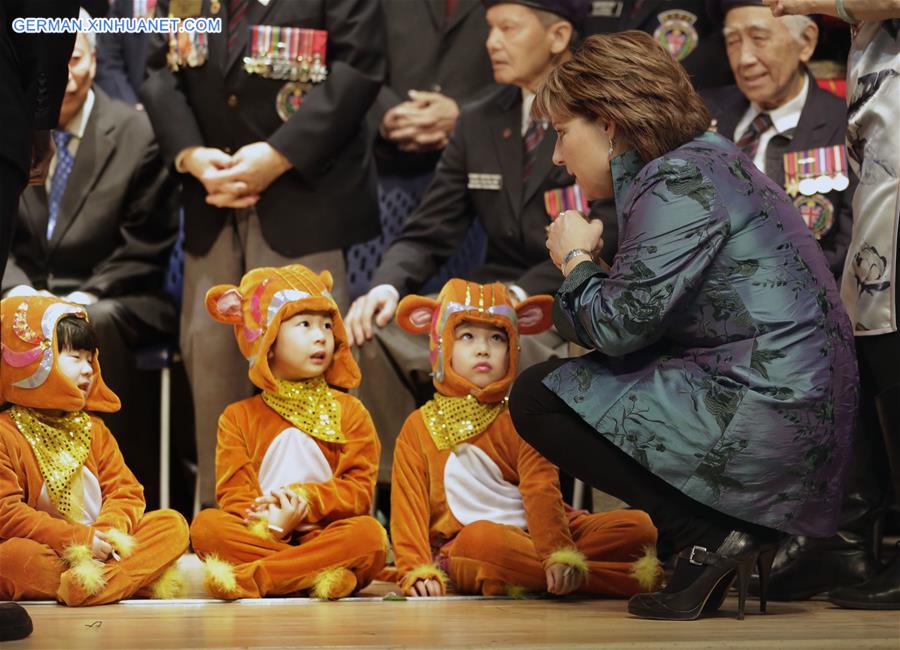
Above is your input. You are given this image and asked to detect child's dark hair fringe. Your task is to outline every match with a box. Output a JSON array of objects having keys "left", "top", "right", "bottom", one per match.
[{"left": 56, "top": 315, "right": 97, "bottom": 353}]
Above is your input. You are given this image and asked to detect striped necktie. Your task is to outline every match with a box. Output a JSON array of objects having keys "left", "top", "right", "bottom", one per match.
[
  {"left": 227, "top": 0, "right": 249, "bottom": 53},
  {"left": 735, "top": 112, "right": 773, "bottom": 159},
  {"left": 523, "top": 119, "right": 546, "bottom": 182}
]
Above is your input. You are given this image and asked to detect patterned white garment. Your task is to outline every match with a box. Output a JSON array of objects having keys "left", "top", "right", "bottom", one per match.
[{"left": 840, "top": 20, "right": 900, "bottom": 335}]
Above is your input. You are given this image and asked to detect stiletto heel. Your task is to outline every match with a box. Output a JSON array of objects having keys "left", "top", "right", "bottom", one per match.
[
  {"left": 627, "top": 531, "right": 763, "bottom": 621},
  {"left": 735, "top": 555, "right": 754, "bottom": 620},
  {"left": 757, "top": 547, "right": 777, "bottom": 613}
]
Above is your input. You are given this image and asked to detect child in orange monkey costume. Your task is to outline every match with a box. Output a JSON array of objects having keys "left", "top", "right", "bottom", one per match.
[
  {"left": 390, "top": 279, "right": 661, "bottom": 597},
  {"left": 0, "top": 296, "right": 189, "bottom": 606},
  {"left": 190, "top": 265, "right": 387, "bottom": 599}
]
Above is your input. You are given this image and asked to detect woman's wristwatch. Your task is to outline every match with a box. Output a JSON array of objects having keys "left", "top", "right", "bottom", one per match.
[{"left": 562, "top": 248, "right": 593, "bottom": 274}]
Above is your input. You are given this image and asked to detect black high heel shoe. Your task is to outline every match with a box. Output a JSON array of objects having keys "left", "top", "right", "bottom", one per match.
[
  {"left": 756, "top": 545, "right": 777, "bottom": 613},
  {"left": 628, "top": 531, "right": 766, "bottom": 621}
]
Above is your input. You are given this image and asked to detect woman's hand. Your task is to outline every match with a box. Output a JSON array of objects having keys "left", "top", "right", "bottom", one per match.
[{"left": 546, "top": 210, "right": 604, "bottom": 271}]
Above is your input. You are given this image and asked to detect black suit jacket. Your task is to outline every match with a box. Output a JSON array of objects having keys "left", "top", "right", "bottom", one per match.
[
  {"left": 0, "top": 0, "right": 78, "bottom": 177},
  {"left": 702, "top": 74, "right": 854, "bottom": 277},
  {"left": 584, "top": 0, "right": 732, "bottom": 89},
  {"left": 95, "top": 0, "right": 150, "bottom": 106},
  {"left": 372, "top": 0, "right": 496, "bottom": 175},
  {"left": 4, "top": 89, "right": 179, "bottom": 334},
  {"left": 140, "top": 0, "right": 386, "bottom": 257},
  {"left": 371, "top": 85, "right": 619, "bottom": 297}
]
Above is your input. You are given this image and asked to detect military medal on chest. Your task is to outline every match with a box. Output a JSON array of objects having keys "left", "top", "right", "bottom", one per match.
[
  {"left": 166, "top": 28, "right": 209, "bottom": 71},
  {"left": 785, "top": 144, "right": 849, "bottom": 198},
  {"left": 543, "top": 184, "right": 589, "bottom": 220},
  {"left": 243, "top": 26, "right": 329, "bottom": 121},
  {"left": 783, "top": 145, "right": 847, "bottom": 240},
  {"left": 165, "top": 0, "right": 207, "bottom": 71},
  {"left": 794, "top": 194, "right": 835, "bottom": 240}
]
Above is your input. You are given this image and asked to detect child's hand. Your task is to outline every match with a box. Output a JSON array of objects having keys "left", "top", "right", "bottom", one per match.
[
  {"left": 545, "top": 562, "right": 584, "bottom": 596},
  {"left": 245, "top": 488, "right": 308, "bottom": 537},
  {"left": 91, "top": 530, "right": 113, "bottom": 562},
  {"left": 406, "top": 578, "right": 444, "bottom": 598}
]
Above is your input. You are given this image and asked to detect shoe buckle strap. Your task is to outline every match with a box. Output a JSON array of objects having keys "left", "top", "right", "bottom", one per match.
[{"left": 683, "top": 545, "right": 710, "bottom": 566}]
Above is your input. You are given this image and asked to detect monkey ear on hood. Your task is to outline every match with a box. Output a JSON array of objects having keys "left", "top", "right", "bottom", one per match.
[
  {"left": 205, "top": 285, "right": 244, "bottom": 325},
  {"left": 318, "top": 270, "right": 334, "bottom": 292},
  {"left": 516, "top": 294, "right": 554, "bottom": 335},
  {"left": 396, "top": 294, "right": 440, "bottom": 335}
]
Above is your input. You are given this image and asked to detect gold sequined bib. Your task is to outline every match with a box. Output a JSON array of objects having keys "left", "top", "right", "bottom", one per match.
[
  {"left": 261, "top": 377, "right": 346, "bottom": 444},
  {"left": 10, "top": 406, "right": 93, "bottom": 521},
  {"left": 421, "top": 394, "right": 507, "bottom": 451}
]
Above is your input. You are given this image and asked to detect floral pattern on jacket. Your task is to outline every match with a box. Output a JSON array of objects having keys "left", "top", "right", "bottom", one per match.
[{"left": 544, "top": 132, "right": 858, "bottom": 537}]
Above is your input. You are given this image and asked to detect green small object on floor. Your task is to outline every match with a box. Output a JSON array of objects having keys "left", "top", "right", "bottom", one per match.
[{"left": 382, "top": 592, "right": 407, "bottom": 601}]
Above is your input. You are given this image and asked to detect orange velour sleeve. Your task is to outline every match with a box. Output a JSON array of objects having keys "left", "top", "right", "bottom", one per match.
[
  {"left": 91, "top": 420, "right": 146, "bottom": 534},
  {"left": 511, "top": 421, "right": 577, "bottom": 564},
  {"left": 290, "top": 396, "right": 380, "bottom": 524},
  {"left": 0, "top": 425, "right": 93, "bottom": 554},
  {"left": 390, "top": 412, "right": 444, "bottom": 590},
  {"left": 215, "top": 406, "right": 264, "bottom": 518}
]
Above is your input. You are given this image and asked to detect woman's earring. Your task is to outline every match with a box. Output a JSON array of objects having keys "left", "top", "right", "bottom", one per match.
[{"left": 607, "top": 136, "right": 615, "bottom": 159}]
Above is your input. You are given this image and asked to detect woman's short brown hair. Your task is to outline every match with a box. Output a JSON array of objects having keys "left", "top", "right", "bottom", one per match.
[{"left": 533, "top": 31, "right": 710, "bottom": 162}]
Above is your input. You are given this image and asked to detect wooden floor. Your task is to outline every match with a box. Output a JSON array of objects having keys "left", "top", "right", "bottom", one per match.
[{"left": 9, "top": 591, "right": 900, "bottom": 649}]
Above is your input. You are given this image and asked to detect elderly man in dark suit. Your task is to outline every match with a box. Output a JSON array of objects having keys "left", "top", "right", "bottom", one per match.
[
  {"left": 0, "top": 0, "right": 78, "bottom": 287},
  {"left": 3, "top": 19, "right": 179, "bottom": 506},
  {"left": 702, "top": 1, "right": 853, "bottom": 278},
  {"left": 140, "top": 0, "right": 386, "bottom": 507},
  {"left": 346, "top": 0, "right": 619, "bottom": 481},
  {"left": 701, "top": 0, "right": 870, "bottom": 604}
]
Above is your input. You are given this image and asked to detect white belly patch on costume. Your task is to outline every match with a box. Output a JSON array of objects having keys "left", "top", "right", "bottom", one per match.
[
  {"left": 443, "top": 443, "right": 527, "bottom": 529},
  {"left": 37, "top": 467, "right": 102, "bottom": 525},
  {"left": 258, "top": 428, "right": 333, "bottom": 494}
]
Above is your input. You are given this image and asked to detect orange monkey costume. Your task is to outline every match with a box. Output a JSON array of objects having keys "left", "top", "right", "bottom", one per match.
[
  {"left": 0, "top": 296, "right": 189, "bottom": 606},
  {"left": 390, "top": 280, "right": 661, "bottom": 596},
  {"left": 190, "top": 265, "right": 387, "bottom": 599}
]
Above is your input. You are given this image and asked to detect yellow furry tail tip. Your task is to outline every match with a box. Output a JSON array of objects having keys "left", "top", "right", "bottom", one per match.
[
  {"left": 630, "top": 545, "right": 663, "bottom": 591},
  {"left": 62, "top": 544, "right": 107, "bottom": 596},
  {"left": 203, "top": 555, "right": 237, "bottom": 594},
  {"left": 150, "top": 564, "right": 186, "bottom": 600},
  {"left": 548, "top": 548, "right": 589, "bottom": 576},
  {"left": 311, "top": 567, "right": 357, "bottom": 600},
  {"left": 104, "top": 528, "right": 136, "bottom": 559},
  {"left": 247, "top": 517, "right": 274, "bottom": 541}
]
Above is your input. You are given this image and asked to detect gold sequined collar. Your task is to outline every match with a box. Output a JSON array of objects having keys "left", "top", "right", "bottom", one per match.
[
  {"left": 421, "top": 394, "right": 507, "bottom": 451},
  {"left": 10, "top": 405, "right": 93, "bottom": 521},
  {"left": 261, "top": 377, "right": 346, "bottom": 444}
]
